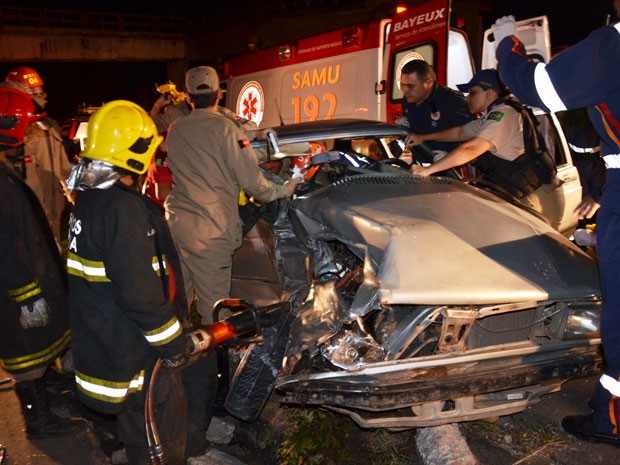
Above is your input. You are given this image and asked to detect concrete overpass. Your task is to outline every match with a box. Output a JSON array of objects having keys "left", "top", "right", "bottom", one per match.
[
  {"left": 0, "top": 6, "right": 191, "bottom": 85},
  {"left": 0, "top": 2, "right": 407, "bottom": 85}
]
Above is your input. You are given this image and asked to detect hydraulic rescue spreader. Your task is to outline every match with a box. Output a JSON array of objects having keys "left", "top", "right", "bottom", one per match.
[{"left": 146, "top": 298, "right": 284, "bottom": 465}]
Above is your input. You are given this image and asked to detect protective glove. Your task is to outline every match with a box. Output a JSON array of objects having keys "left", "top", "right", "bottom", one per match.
[
  {"left": 20, "top": 297, "right": 50, "bottom": 329},
  {"left": 160, "top": 352, "right": 189, "bottom": 368},
  {"left": 492, "top": 15, "right": 517, "bottom": 45},
  {"left": 160, "top": 336, "right": 193, "bottom": 368}
]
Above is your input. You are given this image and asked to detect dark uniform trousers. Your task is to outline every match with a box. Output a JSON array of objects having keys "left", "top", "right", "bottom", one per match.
[
  {"left": 118, "top": 366, "right": 187, "bottom": 465},
  {"left": 591, "top": 168, "right": 620, "bottom": 434}
]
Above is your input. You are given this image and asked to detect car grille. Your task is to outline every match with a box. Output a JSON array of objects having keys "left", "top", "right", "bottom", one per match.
[{"left": 467, "top": 308, "right": 539, "bottom": 348}]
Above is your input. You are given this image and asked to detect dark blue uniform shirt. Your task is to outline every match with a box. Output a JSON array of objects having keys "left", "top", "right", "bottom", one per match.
[
  {"left": 402, "top": 83, "right": 473, "bottom": 153},
  {"left": 496, "top": 25, "right": 620, "bottom": 158}
]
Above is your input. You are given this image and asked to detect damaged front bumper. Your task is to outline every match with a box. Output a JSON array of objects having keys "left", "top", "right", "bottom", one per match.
[{"left": 275, "top": 339, "right": 602, "bottom": 428}]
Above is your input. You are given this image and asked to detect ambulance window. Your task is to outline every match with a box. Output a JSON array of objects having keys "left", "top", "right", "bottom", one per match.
[{"left": 391, "top": 43, "right": 435, "bottom": 102}]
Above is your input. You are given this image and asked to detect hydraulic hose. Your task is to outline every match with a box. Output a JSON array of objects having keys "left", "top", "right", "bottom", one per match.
[{"left": 145, "top": 299, "right": 287, "bottom": 462}]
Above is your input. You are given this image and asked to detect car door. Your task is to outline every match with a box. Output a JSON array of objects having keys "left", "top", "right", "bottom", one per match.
[{"left": 482, "top": 17, "right": 581, "bottom": 237}]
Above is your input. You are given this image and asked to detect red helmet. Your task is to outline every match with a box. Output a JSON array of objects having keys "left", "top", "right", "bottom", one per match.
[
  {"left": 289, "top": 141, "right": 325, "bottom": 181},
  {"left": 0, "top": 87, "right": 37, "bottom": 148},
  {"left": 5, "top": 66, "right": 44, "bottom": 90}
]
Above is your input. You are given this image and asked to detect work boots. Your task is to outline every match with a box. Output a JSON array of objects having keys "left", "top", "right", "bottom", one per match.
[{"left": 14, "top": 378, "right": 85, "bottom": 439}]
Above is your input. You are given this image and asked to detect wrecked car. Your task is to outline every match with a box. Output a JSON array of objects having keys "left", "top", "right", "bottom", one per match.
[{"left": 224, "top": 118, "right": 602, "bottom": 429}]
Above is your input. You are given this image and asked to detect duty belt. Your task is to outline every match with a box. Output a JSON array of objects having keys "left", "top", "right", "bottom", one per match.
[{"left": 569, "top": 143, "right": 600, "bottom": 154}]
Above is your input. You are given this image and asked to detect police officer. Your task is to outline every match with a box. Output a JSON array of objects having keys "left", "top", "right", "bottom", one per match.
[
  {"left": 66, "top": 101, "right": 190, "bottom": 464},
  {"left": 5, "top": 66, "right": 73, "bottom": 242},
  {"left": 0, "top": 86, "right": 83, "bottom": 440},
  {"left": 409, "top": 69, "right": 557, "bottom": 211},
  {"left": 492, "top": 3, "right": 620, "bottom": 446},
  {"left": 400, "top": 59, "right": 473, "bottom": 157}
]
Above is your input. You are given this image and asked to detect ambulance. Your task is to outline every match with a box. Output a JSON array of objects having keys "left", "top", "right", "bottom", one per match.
[{"left": 223, "top": 0, "right": 550, "bottom": 128}]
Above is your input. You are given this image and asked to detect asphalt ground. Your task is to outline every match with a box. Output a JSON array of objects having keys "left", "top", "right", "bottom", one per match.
[{"left": 0, "top": 367, "right": 113, "bottom": 465}]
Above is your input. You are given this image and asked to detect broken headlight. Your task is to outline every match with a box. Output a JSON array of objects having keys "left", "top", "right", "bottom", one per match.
[{"left": 552, "top": 299, "right": 601, "bottom": 340}]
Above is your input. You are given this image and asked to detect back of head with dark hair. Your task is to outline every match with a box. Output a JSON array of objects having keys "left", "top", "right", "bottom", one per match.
[
  {"left": 192, "top": 92, "right": 219, "bottom": 108},
  {"left": 401, "top": 60, "right": 436, "bottom": 82}
]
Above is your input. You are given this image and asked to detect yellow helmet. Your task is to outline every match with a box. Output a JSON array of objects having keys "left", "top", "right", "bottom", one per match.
[{"left": 81, "top": 100, "right": 162, "bottom": 175}]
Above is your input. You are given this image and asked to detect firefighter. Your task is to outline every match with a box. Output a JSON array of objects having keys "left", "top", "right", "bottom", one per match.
[
  {"left": 0, "top": 85, "right": 83, "bottom": 439},
  {"left": 145, "top": 80, "right": 257, "bottom": 207},
  {"left": 164, "top": 66, "right": 299, "bottom": 324},
  {"left": 492, "top": 4, "right": 620, "bottom": 447},
  {"left": 164, "top": 67, "right": 300, "bottom": 452},
  {"left": 5, "top": 66, "right": 73, "bottom": 243},
  {"left": 65, "top": 100, "right": 190, "bottom": 465}
]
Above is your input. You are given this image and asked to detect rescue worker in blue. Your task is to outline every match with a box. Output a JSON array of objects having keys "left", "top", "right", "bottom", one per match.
[
  {"left": 0, "top": 85, "right": 83, "bottom": 439},
  {"left": 492, "top": 5, "right": 620, "bottom": 446},
  {"left": 65, "top": 100, "right": 190, "bottom": 464},
  {"left": 400, "top": 59, "right": 473, "bottom": 158}
]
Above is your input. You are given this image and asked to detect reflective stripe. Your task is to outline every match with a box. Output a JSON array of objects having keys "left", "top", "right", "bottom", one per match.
[
  {"left": 144, "top": 317, "right": 182, "bottom": 346},
  {"left": 534, "top": 25, "right": 619, "bottom": 115},
  {"left": 533, "top": 62, "right": 567, "bottom": 113},
  {"left": 569, "top": 142, "right": 599, "bottom": 153},
  {"left": 600, "top": 373, "right": 620, "bottom": 397},
  {"left": 151, "top": 255, "right": 168, "bottom": 276},
  {"left": 603, "top": 154, "right": 620, "bottom": 168},
  {"left": 1, "top": 329, "right": 71, "bottom": 372},
  {"left": 342, "top": 153, "right": 361, "bottom": 167},
  {"left": 7, "top": 280, "right": 42, "bottom": 303},
  {"left": 66, "top": 252, "right": 111, "bottom": 283},
  {"left": 75, "top": 370, "right": 144, "bottom": 404}
]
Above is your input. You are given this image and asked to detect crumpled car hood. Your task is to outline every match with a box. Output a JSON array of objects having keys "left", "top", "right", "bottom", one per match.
[{"left": 292, "top": 174, "right": 600, "bottom": 305}]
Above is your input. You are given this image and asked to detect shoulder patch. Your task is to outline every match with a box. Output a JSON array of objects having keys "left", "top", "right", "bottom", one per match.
[
  {"left": 237, "top": 138, "right": 251, "bottom": 149},
  {"left": 487, "top": 111, "right": 505, "bottom": 122}
]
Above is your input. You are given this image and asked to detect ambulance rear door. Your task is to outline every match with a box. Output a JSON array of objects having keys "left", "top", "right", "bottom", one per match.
[{"left": 481, "top": 16, "right": 551, "bottom": 69}]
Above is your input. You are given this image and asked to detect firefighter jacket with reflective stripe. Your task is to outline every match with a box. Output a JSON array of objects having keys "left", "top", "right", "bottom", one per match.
[
  {"left": 0, "top": 162, "right": 71, "bottom": 374},
  {"left": 67, "top": 182, "right": 185, "bottom": 414}
]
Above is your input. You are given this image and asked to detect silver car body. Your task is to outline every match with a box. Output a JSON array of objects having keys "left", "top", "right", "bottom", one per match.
[{"left": 230, "top": 119, "right": 601, "bottom": 428}]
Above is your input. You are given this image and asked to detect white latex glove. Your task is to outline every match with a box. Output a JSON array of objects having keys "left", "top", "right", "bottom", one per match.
[
  {"left": 492, "top": 15, "right": 517, "bottom": 45},
  {"left": 20, "top": 297, "right": 50, "bottom": 329}
]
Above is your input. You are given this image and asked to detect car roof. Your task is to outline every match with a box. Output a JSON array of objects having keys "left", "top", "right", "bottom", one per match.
[{"left": 251, "top": 118, "right": 410, "bottom": 148}]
